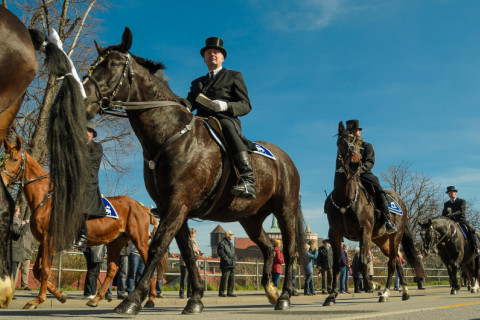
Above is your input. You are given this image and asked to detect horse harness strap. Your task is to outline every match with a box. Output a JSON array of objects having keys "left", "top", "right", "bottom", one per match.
[
  {"left": 144, "top": 116, "right": 196, "bottom": 170},
  {"left": 330, "top": 184, "right": 358, "bottom": 214}
]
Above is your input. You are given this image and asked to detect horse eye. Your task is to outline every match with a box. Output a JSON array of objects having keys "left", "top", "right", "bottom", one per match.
[
  {"left": 111, "top": 62, "right": 118, "bottom": 67},
  {"left": 12, "top": 158, "right": 18, "bottom": 162}
]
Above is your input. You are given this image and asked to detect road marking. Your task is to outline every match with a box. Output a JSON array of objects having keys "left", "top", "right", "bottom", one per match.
[{"left": 440, "top": 301, "right": 480, "bottom": 308}]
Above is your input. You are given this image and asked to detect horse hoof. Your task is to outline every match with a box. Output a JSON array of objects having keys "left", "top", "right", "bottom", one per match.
[
  {"left": 86, "top": 299, "right": 98, "bottom": 307},
  {"left": 144, "top": 300, "right": 155, "bottom": 308},
  {"left": 450, "top": 290, "right": 457, "bottom": 295},
  {"left": 181, "top": 300, "right": 204, "bottom": 314},
  {"left": 58, "top": 292, "right": 67, "bottom": 304},
  {"left": 323, "top": 297, "right": 335, "bottom": 306},
  {"left": 402, "top": 293, "right": 410, "bottom": 301},
  {"left": 114, "top": 299, "right": 142, "bottom": 316},
  {"left": 23, "top": 303, "right": 38, "bottom": 310},
  {"left": 274, "top": 298, "right": 290, "bottom": 310},
  {"left": 378, "top": 296, "right": 388, "bottom": 302}
]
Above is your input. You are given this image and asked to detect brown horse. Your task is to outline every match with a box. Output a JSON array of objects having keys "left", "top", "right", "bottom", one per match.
[
  {"left": 419, "top": 217, "right": 479, "bottom": 294},
  {"left": 0, "top": 7, "right": 89, "bottom": 307},
  {"left": 1, "top": 137, "right": 161, "bottom": 309},
  {"left": 83, "top": 27, "right": 305, "bottom": 315},
  {"left": 323, "top": 121, "right": 425, "bottom": 306}
]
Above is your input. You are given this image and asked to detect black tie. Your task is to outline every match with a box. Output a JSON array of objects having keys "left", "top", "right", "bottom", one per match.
[{"left": 209, "top": 71, "right": 214, "bottom": 79}]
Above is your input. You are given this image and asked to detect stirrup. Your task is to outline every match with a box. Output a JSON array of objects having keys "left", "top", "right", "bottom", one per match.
[
  {"left": 385, "top": 222, "right": 397, "bottom": 235},
  {"left": 231, "top": 179, "right": 256, "bottom": 200}
]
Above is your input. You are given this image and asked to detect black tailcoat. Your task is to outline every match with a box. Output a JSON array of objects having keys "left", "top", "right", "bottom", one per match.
[{"left": 83, "top": 140, "right": 105, "bottom": 217}]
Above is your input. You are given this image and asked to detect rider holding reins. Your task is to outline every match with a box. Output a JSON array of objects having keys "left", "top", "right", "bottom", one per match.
[{"left": 442, "top": 186, "right": 480, "bottom": 254}]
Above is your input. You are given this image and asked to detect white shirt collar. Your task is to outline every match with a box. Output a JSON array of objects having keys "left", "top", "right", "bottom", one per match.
[{"left": 210, "top": 66, "right": 223, "bottom": 76}]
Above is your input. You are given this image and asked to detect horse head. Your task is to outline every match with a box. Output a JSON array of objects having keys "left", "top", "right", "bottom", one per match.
[
  {"left": 1, "top": 137, "right": 24, "bottom": 187},
  {"left": 419, "top": 218, "right": 437, "bottom": 256},
  {"left": 336, "top": 121, "right": 362, "bottom": 177},
  {"left": 83, "top": 27, "right": 168, "bottom": 120}
]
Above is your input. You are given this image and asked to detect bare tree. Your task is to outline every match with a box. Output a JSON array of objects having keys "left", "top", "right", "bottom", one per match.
[
  {"left": 381, "top": 160, "right": 443, "bottom": 236},
  {"left": 5, "top": 0, "right": 139, "bottom": 218}
]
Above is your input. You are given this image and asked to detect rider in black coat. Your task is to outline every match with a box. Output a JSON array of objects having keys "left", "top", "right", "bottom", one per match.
[
  {"left": 347, "top": 120, "right": 397, "bottom": 234},
  {"left": 73, "top": 121, "right": 105, "bottom": 251},
  {"left": 186, "top": 37, "right": 255, "bottom": 200},
  {"left": 442, "top": 186, "right": 479, "bottom": 254}
]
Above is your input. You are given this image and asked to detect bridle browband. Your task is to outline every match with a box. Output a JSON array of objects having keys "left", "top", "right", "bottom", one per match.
[{"left": 1, "top": 150, "right": 48, "bottom": 189}]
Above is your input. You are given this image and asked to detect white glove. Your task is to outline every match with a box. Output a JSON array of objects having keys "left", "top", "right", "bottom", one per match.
[{"left": 212, "top": 100, "right": 228, "bottom": 112}]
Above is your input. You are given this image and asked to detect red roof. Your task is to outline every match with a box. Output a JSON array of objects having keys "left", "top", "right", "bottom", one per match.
[
  {"left": 211, "top": 224, "right": 226, "bottom": 233},
  {"left": 235, "top": 237, "right": 256, "bottom": 250}
]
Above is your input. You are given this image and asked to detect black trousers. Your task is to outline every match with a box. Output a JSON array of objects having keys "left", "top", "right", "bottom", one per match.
[
  {"left": 219, "top": 118, "right": 247, "bottom": 154},
  {"left": 179, "top": 266, "right": 192, "bottom": 297},
  {"left": 219, "top": 267, "right": 235, "bottom": 294},
  {"left": 84, "top": 252, "right": 101, "bottom": 296}
]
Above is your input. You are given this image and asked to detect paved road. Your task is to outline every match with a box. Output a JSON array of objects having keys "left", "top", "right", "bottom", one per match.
[{"left": 1, "top": 286, "right": 479, "bottom": 319}]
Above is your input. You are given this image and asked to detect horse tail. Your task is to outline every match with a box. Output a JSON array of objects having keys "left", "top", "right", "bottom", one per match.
[
  {"left": 295, "top": 199, "right": 306, "bottom": 261},
  {"left": 44, "top": 41, "right": 89, "bottom": 251},
  {"left": 401, "top": 224, "right": 426, "bottom": 280}
]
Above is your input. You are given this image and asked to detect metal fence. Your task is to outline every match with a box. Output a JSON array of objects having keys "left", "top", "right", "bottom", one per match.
[{"left": 46, "top": 251, "right": 449, "bottom": 291}]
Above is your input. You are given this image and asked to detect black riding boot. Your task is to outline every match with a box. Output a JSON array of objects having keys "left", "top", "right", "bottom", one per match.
[
  {"left": 231, "top": 151, "right": 256, "bottom": 200},
  {"left": 377, "top": 192, "right": 397, "bottom": 235},
  {"left": 469, "top": 231, "right": 480, "bottom": 255},
  {"left": 73, "top": 216, "right": 88, "bottom": 251}
]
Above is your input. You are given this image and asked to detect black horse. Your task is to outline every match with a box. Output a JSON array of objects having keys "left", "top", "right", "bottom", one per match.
[
  {"left": 83, "top": 27, "right": 305, "bottom": 315},
  {"left": 323, "top": 121, "right": 425, "bottom": 305},
  {"left": 419, "top": 217, "right": 479, "bottom": 294}
]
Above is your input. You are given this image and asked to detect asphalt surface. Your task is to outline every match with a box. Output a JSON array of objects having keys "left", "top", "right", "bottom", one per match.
[{"left": 1, "top": 285, "right": 480, "bottom": 319}]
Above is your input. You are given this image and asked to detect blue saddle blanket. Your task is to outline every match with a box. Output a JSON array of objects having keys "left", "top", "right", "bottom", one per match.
[
  {"left": 102, "top": 197, "right": 119, "bottom": 219},
  {"left": 457, "top": 223, "right": 468, "bottom": 239},
  {"left": 386, "top": 194, "right": 403, "bottom": 215}
]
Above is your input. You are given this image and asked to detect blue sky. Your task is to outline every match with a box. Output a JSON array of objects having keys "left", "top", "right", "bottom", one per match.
[{"left": 56, "top": 1, "right": 480, "bottom": 254}]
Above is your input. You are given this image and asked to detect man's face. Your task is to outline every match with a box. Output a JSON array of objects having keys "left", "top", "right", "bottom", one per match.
[
  {"left": 355, "top": 129, "right": 362, "bottom": 138},
  {"left": 203, "top": 49, "right": 224, "bottom": 70},
  {"left": 86, "top": 130, "right": 94, "bottom": 142},
  {"left": 226, "top": 233, "right": 233, "bottom": 241},
  {"left": 447, "top": 191, "right": 457, "bottom": 200},
  {"left": 190, "top": 231, "right": 196, "bottom": 239},
  {"left": 324, "top": 242, "right": 329, "bottom": 248}
]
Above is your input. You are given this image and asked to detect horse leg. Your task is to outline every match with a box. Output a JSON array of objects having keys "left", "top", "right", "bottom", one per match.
[
  {"left": 397, "top": 262, "right": 410, "bottom": 301},
  {"left": 323, "top": 229, "right": 341, "bottom": 306},
  {"left": 0, "top": 180, "right": 14, "bottom": 308},
  {"left": 175, "top": 221, "right": 204, "bottom": 314},
  {"left": 114, "top": 203, "right": 191, "bottom": 316},
  {"left": 86, "top": 240, "right": 125, "bottom": 307},
  {"left": 239, "top": 215, "right": 278, "bottom": 306},
  {"left": 377, "top": 241, "right": 395, "bottom": 302},
  {"left": 359, "top": 231, "right": 372, "bottom": 293}
]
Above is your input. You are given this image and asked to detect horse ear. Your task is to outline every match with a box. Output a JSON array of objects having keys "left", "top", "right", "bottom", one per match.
[
  {"left": 3, "top": 138, "right": 12, "bottom": 151},
  {"left": 338, "top": 121, "right": 344, "bottom": 135},
  {"left": 15, "top": 136, "right": 22, "bottom": 150},
  {"left": 120, "top": 27, "right": 133, "bottom": 53},
  {"left": 94, "top": 40, "right": 105, "bottom": 56}
]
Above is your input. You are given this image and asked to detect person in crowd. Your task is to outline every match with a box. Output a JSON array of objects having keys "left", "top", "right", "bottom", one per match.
[
  {"left": 303, "top": 243, "right": 318, "bottom": 295},
  {"left": 73, "top": 121, "right": 105, "bottom": 251},
  {"left": 12, "top": 206, "right": 29, "bottom": 286},
  {"left": 83, "top": 244, "right": 106, "bottom": 299},
  {"left": 393, "top": 250, "right": 403, "bottom": 291},
  {"left": 343, "top": 244, "right": 351, "bottom": 294},
  {"left": 126, "top": 241, "right": 144, "bottom": 295},
  {"left": 106, "top": 241, "right": 130, "bottom": 300},
  {"left": 20, "top": 228, "right": 35, "bottom": 290},
  {"left": 179, "top": 228, "right": 200, "bottom": 298},
  {"left": 442, "top": 186, "right": 480, "bottom": 254},
  {"left": 366, "top": 249, "right": 375, "bottom": 292},
  {"left": 347, "top": 120, "right": 397, "bottom": 234},
  {"left": 339, "top": 242, "right": 348, "bottom": 293},
  {"left": 218, "top": 230, "right": 237, "bottom": 297},
  {"left": 271, "top": 239, "right": 284, "bottom": 288},
  {"left": 317, "top": 238, "right": 333, "bottom": 294},
  {"left": 351, "top": 247, "right": 363, "bottom": 293},
  {"left": 186, "top": 37, "right": 256, "bottom": 199},
  {"left": 291, "top": 251, "right": 300, "bottom": 296}
]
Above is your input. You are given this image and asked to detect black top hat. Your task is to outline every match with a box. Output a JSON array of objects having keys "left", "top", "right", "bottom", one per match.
[
  {"left": 200, "top": 37, "right": 227, "bottom": 58},
  {"left": 86, "top": 121, "right": 97, "bottom": 138},
  {"left": 446, "top": 186, "right": 458, "bottom": 193},
  {"left": 346, "top": 119, "right": 362, "bottom": 131}
]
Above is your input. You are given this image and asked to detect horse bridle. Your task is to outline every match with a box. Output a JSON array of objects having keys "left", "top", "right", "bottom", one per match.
[
  {"left": 423, "top": 222, "right": 456, "bottom": 253},
  {"left": 1, "top": 150, "right": 48, "bottom": 189},
  {"left": 330, "top": 133, "right": 361, "bottom": 214}
]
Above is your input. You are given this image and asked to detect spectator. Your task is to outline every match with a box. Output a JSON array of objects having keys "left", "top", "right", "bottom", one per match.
[
  {"left": 106, "top": 242, "right": 130, "bottom": 301},
  {"left": 317, "top": 239, "right": 333, "bottom": 294},
  {"left": 291, "top": 252, "right": 299, "bottom": 296},
  {"left": 20, "top": 228, "right": 35, "bottom": 290},
  {"left": 303, "top": 243, "right": 318, "bottom": 295},
  {"left": 179, "top": 228, "right": 200, "bottom": 298},
  {"left": 126, "top": 241, "right": 144, "bottom": 295},
  {"left": 218, "top": 230, "right": 237, "bottom": 297},
  {"left": 394, "top": 251, "right": 403, "bottom": 291},
  {"left": 339, "top": 242, "right": 348, "bottom": 293},
  {"left": 352, "top": 247, "right": 363, "bottom": 293},
  {"left": 271, "top": 239, "right": 284, "bottom": 288},
  {"left": 12, "top": 206, "right": 29, "bottom": 286},
  {"left": 344, "top": 244, "right": 351, "bottom": 293},
  {"left": 84, "top": 244, "right": 106, "bottom": 299},
  {"left": 365, "top": 249, "right": 374, "bottom": 292}
]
